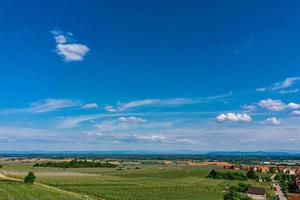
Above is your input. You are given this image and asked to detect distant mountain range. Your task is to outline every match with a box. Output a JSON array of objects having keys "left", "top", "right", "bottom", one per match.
[{"left": 0, "top": 150, "right": 300, "bottom": 156}]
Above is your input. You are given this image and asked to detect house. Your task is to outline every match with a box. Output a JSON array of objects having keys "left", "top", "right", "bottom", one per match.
[
  {"left": 223, "top": 165, "right": 235, "bottom": 169},
  {"left": 258, "top": 165, "right": 270, "bottom": 173},
  {"left": 241, "top": 166, "right": 251, "bottom": 170},
  {"left": 277, "top": 165, "right": 287, "bottom": 172},
  {"left": 252, "top": 167, "right": 258, "bottom": 172},
  {"left": 287, "top": 193, "right": 300, "bottom": 200},
  {"left": 296, "top": 177, "right": 300, "bottom": 190},
  {"left": 247, "top": 187, "right": 266, "bottom": 200},
  {"left": 289, "top": 169, "right": 296, "bottom": 175}
]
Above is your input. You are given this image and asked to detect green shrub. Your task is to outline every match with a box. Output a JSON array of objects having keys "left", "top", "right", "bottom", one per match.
[{"left": 24, "top": 171, "right": 36, "bottom": 184}]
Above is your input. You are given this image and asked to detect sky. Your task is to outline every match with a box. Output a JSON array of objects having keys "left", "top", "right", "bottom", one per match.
[{"left": 0, "top": 0, "right": 300, "bottom": 151}]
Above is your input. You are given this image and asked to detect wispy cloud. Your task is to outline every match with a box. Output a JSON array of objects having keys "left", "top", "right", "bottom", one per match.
[
  {"left": 57, "top": 113, "right": 147, "bottom": 129},
  {"left": 291, "top": 110, "right": 300, "bottom": 116},
  {"left": 104, "top": 105, "right": 118, "bottom": 112},
  {"left": 257, "top": 76, "right": 300, "bottom": 94},
  {"left": 94, "top": 116, "right": 147, "bottom": 132},
  {"left": 81, "top": 103, "right": 98, "bottom": 109},
  {"left": 6, "top": 99, "right": 78, "bottom": 114},
  {"left": 105, "top": 92, "right": 232, "bottom": 112},
  {"left": 58, "top": 114, "right": 101, "bottom": 129},
  {"left": 134, "top": 134, "right": 165, "bottom": 142},
  {"left": 52, "top": 30, "right": 89, "bottom": 62},
  {"left": 241, "top": 104, "right": 257, "bottom": 112},
  {"left": 118, "top": 116, "right": 147, "bottom": 123},
  {"left": 57, "top": 113, "right": 128, "bottom": 128}
]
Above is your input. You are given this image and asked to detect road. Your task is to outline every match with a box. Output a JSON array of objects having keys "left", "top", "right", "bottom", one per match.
[{"left": 271, "top": 174, "right": 287, "bottom": 200}]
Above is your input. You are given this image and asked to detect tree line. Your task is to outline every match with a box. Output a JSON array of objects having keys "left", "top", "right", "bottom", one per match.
[
  {"left": 34, "top": 159, "right": 117, "bottom": 168},
  {"left": 208, "top": 169, "right": 259, "bottom": 181}
]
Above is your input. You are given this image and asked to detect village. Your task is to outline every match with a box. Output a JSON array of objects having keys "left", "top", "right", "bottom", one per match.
[
  {"left": 178, "top": 160, "right": 300, "bottom": 200},
  {"left": 223, "top": 163, "right": 300, "bottom": 200}
]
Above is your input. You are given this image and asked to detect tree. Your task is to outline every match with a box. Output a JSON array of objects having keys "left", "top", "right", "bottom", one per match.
[
  {"left": 246, "top": 169, "right": 257, "bottom": 180},
  {"left": 208, "top": 169, "right": 217, "bottom": 178},
  {"left": 237, "top": 182, "right": 248, "bottom": 192},
  {"left": 24, "top": 171, "right": 36, "bottom": 184},
  {"left": 269, "top": 167, "right": 277, "bottom": 173}
]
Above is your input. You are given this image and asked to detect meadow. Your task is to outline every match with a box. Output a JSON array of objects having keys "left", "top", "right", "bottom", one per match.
[
  {"left": 0, "top": 159, "right": 274, "bottom": 200},
  {"left": 0, "top": 179, "right": 85, "bottom": 200}
]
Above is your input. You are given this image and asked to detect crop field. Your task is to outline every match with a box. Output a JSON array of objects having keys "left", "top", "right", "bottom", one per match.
[
  {"left": 0, "top": 159, "right": 274, "bottom": 200},
  {"left": 0, "top": 179, "right": 85, "bottom": 200}
]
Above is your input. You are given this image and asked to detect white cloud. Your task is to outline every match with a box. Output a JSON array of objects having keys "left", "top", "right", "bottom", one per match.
[
  {"left": 6, "top": 99, "right": 78, "bottom": 113},
  {"left": 94, "top": 116, "right": 147, "bottom": 132},
  {"left": 29, "top": 99, "right": 78, "bottom": 113},
  {"left": 176, "top": 138, "right": 197, "bottom": 144},
  {"left": 56, "top": 43, "right": 89, "bottom": 62},
  {"left": 58, "top": 115, "right": 100, "bottom": 129},
  {"left": 118, "top": 116, "right": 147, "bottom": 123},
  {"left": 271, "top": 77, "right": 300, "bottom": 90},
  {"left": 57, "top": 113, "right": 126, "bottom": 128},
  {"left": 216, "top": 113, "right": 251, "bottom": 122},
  {"left": 256, "top": 87, "right": 266, "bottom": 92},
  {"left": 118, "top": 98, "right": 197, "bottom": 111},
  {"left": 257, "top": 99, "right": 300, "bottom": 111},
  {"left": 52, "top": 30, "right": 89, "bottom": 62},
  {"left": 287, "top": 102, "right": 300, "bottom": 110},
  {"left": 257, "top": 77, "right": 300, "bottom": 93},
  {"left": 291, "top": 110, "right": 300, "bottom": 116},
  {"left": 81, "top": 103, "right": 98, "bottom": 109},
  {"left": 135, "top": 135, "right": 165, "bottom": 142},
  {"left": 258, "top": 99, "right": 286, "bottom": 111},
  {"left": 104, "top": 92, "right": 232, "bottom": 112},
  {"left": 54, "top": 35, "right": 66, "bottom": 44},
  {"left": 265, "top": 117, "right": 281, "bottom": 126},
  {"left": 279, "top": 89, "right": 299, "bottom": 94},
  {"left": 104, "top": 105, "right": 118, "bottom": 112}
]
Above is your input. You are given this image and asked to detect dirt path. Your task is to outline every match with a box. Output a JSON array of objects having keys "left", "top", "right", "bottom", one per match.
[
  {"left": 0, "top": 170, "right": 105, "bottom": 200},
  {"left": 271, "top": 173, "right": 287, "bottom": 200}
]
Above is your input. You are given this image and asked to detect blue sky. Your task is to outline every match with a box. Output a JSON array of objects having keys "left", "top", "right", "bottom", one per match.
[{"left": 0, "top": 0, "right": 300, "bottom": 151}]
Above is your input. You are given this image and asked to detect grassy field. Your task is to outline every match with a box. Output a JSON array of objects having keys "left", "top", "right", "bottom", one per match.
[
  {"left": 0, "top": 160, "right": 274, "bottom": 200},
  {"left": 0, "top": 179, "right": 85, "bottom": 200}
]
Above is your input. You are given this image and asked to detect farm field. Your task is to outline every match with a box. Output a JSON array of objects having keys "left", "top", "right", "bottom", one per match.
[
  {"left": 0, "top": 159, "right": 274, "bottom": 200},
  {"left": 0, "top": 179, "right": 86, "bottom": 200}
]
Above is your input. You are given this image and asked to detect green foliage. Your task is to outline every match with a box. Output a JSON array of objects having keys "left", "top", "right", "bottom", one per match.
[
  {"left": 275, "top": 173, "right": 300, "bottom": 194},
  {"left": 237, "top": 182, "right": 250, "bottom": 192},
  {"left": 224, "top": 191, "right": 251, "bottom": 200},
  {"left": 266, "top": 189, "right": 277, "bottom": 200},
  {"left": 34, "top": 159, "right": 117, "bottom": 168},
  {"left": 224, "top": 185, "right": 252, "bottom": 200},
  {"left": 208, "top": 170, "right": 247, "bottom": 181},
  {"left": 0, "top": 164, "right": 2, "bottom": 168},
  {"left": 24, "top": 171, "right": 36, "bottom": 184},
  {"left": 1, "top": 162, "right": 276, "bottom": 200},
  {"left": 246, "top": 169, "right": 258, "bottom": 180},
  {"left": 269, "top": 167, "right": 277, "bottom": 173}
]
